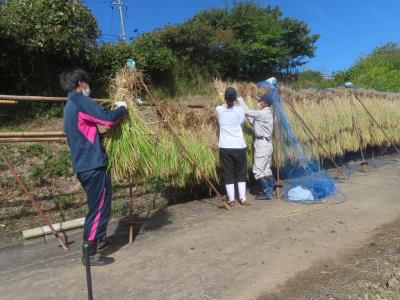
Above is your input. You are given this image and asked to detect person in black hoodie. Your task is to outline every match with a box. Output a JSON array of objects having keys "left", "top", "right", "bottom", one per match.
[{"left": 61, "top": 67, "right": 127, "bottom": 266}]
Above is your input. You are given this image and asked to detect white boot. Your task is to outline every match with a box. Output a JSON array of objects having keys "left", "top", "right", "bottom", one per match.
[
  {"left": 238, "top": 182, "right": 247, "bottom": 204},
  {"left": 225, "top": 184, "right": 235, "bottom": 203}
]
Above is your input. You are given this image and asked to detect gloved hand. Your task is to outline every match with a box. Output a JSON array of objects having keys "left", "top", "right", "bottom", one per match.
[
  {"left": 135, "top": 98, "right": 143, "bottom": 105},
  {"left": 266, "top": 77, "right": 277, "bottom": 86},
  {"left": 115, "top": 101, "right": 127, "bottom": 108},
  {"left": 237, "top": 96, "right": 244, "bottom": 102}
]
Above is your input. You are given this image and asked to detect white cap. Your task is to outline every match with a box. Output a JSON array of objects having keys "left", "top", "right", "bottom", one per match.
[{"left": 344, "top": 82, "right": 354, "bottom": 88}]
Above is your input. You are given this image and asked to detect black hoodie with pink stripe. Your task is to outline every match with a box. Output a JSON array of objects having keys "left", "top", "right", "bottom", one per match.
[{"left": 64, "top": 91, "right": 127, "bottom": 174}]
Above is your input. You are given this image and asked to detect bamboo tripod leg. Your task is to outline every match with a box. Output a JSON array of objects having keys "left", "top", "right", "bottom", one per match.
[
  {"left": 0, "top": 149, "right": 68, "bottom": 251},
  {"left": 359, "top": 146, "right": 368, "bottom": 173},
  {"left": 349, "top": 96, "right": 368, "bottom": 173},
  {"left": 128, "top": 179, "right": 134, "bottom": 245},
  {"left": 275, "top": 167, "right": 282, "bottom": 198},
  {"left": 273, "top": 111, "right": 283, "bottom": 198}
]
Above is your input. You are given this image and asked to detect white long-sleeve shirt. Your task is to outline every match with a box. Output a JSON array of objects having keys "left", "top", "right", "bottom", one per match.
[
  {"left": 237, "top": 97, "right": 273, "bottom": 139},
  {"left": 216, "top": 105, "right": 247, "bottom": 149}
]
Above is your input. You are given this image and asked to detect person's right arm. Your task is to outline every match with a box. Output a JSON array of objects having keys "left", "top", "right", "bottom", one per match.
[
  {"left": 77, "top": 95, "right": 127, "bottom": 127},
  {"left": 237, "top": 97, "right": 268, "bottom": 122}
]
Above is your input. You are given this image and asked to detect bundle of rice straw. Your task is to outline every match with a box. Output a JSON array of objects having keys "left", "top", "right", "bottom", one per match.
[
  {"left": 104, "top": 67, "right": 158, "bottom": 180},
  {"left": 105, "top": 68, "right": 223, "bottom": 187}
]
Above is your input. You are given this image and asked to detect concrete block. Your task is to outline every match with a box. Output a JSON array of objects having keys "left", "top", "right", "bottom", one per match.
[{"left": 22, "top": 217, "right": 85, "bottom": 239}]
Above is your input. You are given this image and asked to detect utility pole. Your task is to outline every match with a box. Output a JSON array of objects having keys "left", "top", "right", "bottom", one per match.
[
  {"left": 112, "top": 0, "right": 127, "bottom": 42},
  {"left": 224, "top": 0, "right": 228, "bottom": 11}
]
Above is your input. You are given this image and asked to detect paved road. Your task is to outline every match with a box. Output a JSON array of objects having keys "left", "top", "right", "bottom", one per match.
[{"left": 0, "top": 156, "right": 399, "bottom": 300}]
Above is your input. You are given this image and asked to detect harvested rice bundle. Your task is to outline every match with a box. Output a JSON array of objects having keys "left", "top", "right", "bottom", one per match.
[
  {"left": 104, "top": 68, "right": 158, "bottom": 180},
  {"left": 105, "top": 110, "right": 157, "bottom": 180},
  {"left": 212, "top": 79, "right": 264, "bottom": 109},
  {"left": 106, "top": 69, "right": 226, "bottom": 186},
  {"left": 153, "top": 128, "right": 219, "bottom": 187}
]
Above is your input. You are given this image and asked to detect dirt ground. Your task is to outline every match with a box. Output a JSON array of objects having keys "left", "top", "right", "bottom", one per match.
[{"left": 0, "top": 156, "right": 399, "bottom": 300}]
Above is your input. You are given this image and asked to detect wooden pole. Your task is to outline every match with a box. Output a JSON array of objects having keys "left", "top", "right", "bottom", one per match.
[
  {"left": 128, "top": 178, "right": 134, "bottom": 245},
  {"left": 273, "top": 110, "right": 283, "bottom": 198},
  {"left": 354, "top": 96, "right": 400, "bottom": 154},
  {"left": 0, "top": 148, "right": 68, "bottom": 251},
  {"left": 0, "top": 131, "right": 64, "bottom": 138},
  {"left": 0, "top": 94, "right": 207, "bottom": 109},
  {"left": 0, "top": 100, "right": 18, "bottom": 105},
  {"left": 0, "top": 137, "right": 66, "bottom": 143},
  {"left": 0, "top": 94, "right": 111, "bottom": 104}
]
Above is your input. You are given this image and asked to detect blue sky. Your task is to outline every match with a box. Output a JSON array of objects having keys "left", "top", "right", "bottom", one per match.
[{"left": 84, "top": 0, "right": 399, "bottom": 73}]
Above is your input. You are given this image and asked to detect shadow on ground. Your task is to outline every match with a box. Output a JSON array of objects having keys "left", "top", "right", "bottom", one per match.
[{"left": 102, "top": 208, "right": 173, "bottom": 257}]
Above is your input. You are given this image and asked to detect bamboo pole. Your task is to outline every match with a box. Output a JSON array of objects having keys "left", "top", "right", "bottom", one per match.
[
  {"left": 273, "top": 110, "right": 283, "bottom": 198},
  {"left": 128, "top": 178, "right": 134, "bottom": 245},
  {"left": 354, "top": 96, "right": 400, "bottom": 154},
  {"left": 0, "top": 148, "right": 68, "bottom": 251},
  {"left": 139, "top": 78, "right": 230, "bottom": 210},
  {"left": 0, "top": 100, "right": 18, "bottom": 105},
  {"left": 0, "top": 94, "right": 111, "bottom": 104},
  {"left": 0, "top": 94, "right": 207, "bottom": 109},
  {"left": 0, "top": 131, "right": 64, "bottom": 138},
  {"left": 0, "top": 137, "right": 66, "bottom": 143}
]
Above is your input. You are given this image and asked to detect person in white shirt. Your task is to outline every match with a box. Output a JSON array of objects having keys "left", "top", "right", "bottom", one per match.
[
  {"left": 237, "top": 92, "right": 275, "bottom": 200},
  {"left": 216, "top": 87, "right": 247, "bottom": 207}
]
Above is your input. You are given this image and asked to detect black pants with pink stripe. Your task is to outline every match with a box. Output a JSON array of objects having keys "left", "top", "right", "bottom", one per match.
[{"left": 77, "top": 166, "right": 112, "bottom": 242}]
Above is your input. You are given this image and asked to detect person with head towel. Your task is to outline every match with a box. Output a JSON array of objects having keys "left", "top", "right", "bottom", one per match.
[
  {"left": 216, "top": 87, "right": 248, "bottom": 207},
  {"left": 237, "top": 89, "right": 275, "bottom": 200}
]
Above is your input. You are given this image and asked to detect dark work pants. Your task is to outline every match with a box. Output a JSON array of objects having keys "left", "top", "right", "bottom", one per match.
[
  {"left": 77, "top": 167, "right": 112, "bottom": 242},
  {"left": 219, "top": 148, "right": 247, "bottom": 185}
]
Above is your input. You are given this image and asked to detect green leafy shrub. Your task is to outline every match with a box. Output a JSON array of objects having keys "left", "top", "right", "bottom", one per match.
[{"left": 334, "top": 43, "right": 400, "bottom": 92}]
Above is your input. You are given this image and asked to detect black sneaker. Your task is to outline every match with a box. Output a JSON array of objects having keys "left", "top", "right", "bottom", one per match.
[
  {"left": 97, "top": 237, "right": 113, "bottom": 253},
  {"left": 81, "top": 252, "right": 115, "bottom": 266},
  {"left": 255, "top": 192, "right": 272, "bottom": 200}
]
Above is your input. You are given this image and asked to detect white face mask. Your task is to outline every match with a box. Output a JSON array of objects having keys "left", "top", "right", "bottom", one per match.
[
  {"left": 83, "top": 86, "right": 91, "bottom": 97},
  {"left": 257, "top": 102, "right": 263, "bottom": 109}
]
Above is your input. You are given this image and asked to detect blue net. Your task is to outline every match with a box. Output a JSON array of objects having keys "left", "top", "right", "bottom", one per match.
[{"left": 257, "top": 80, "right": 338, "bottom": 203}]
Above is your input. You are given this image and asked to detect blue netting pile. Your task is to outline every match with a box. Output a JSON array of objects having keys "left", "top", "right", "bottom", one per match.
[{"left": 257, "top": 80, "right": 337, "bottom": 203}]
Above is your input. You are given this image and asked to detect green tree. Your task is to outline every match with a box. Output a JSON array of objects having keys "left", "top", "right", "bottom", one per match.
[
  {"left": 131, "top": 1, "right": 319, "bottom": 92},
  {"left": 0, "top": 0, "right": 99, "bottom": 94}
]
